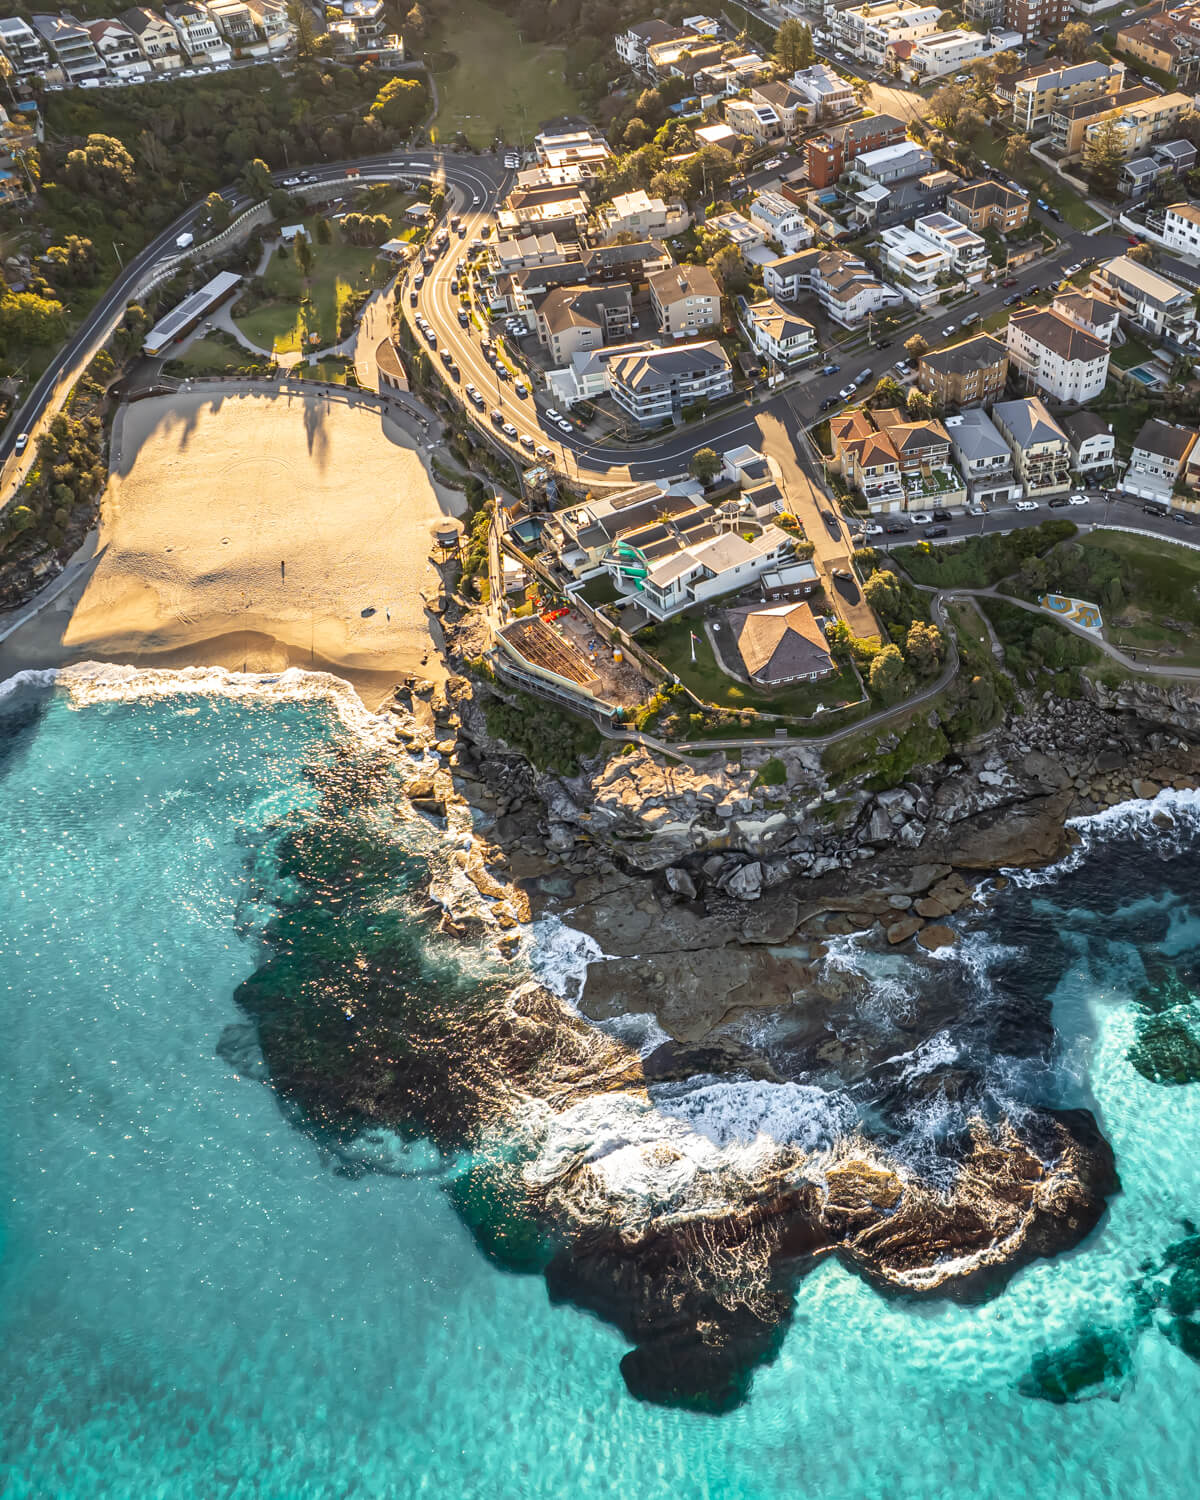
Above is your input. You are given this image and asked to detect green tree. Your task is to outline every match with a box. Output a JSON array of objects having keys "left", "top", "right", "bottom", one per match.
[
  {"left": 863, "top": 568, "right": 902, "bottom": 621},
  {"left": 368, "top": 76, "right": 427, "bottom": 133},
  {"left": 928, "top": 83, "right": 967, "bottom": 131},
  {"left": 204, "top": 191, "right": 232, "bottom": 230},
  {"left": 241, "top": 157, "right": 273, "bottom": 198},
  {"left": 623, "top": 116, "right": 651, "bottom": 149},
  {"left": 288, "top": 0, "right": 320, "bottom": 57},
  {"left": 774, "top": 18, "right": 807, "bottom": 73},
  {"left": 871, "top": 374, "right": 906, "bottom": 408},
  {"left": 905, "top": 387, "right": 933, "bottom": 420},
  {"left": 708, "top": 243, "right": 748, "bottom": 296},
  {"left": 689, "top": 447, "right": 722, "bottom": 484},
  {"left": 1003, "top": 132, "right": 1032, "bottom": 175},
  {"left": 295, "top": 232, "right": 314, "bottom": 277},
  {"left": 1058, "top": 20, "right": 1092, "bottom": 62},
  {"left": 62, "top": 135, "right": 137, "bottom": 201},
  {"left": 315, "top": 215, "right": 333, "bottom": 244},
  {"left": 797, "top": 23, "right": 815, "bottom": 68},
  {"left": 0, "top": 291, "right": 66, "bottom": 349},
  {"left": 904, "top": 332, "right": 929, "bottom": 360},
  {"left": 905, "top": 620, "right": 943, "bottom": 674},
  {"left": 1083, "top": 117, "right": 1124, "bottom": 197},
  {"left": 1127, "top": 241, "right": 1155, "bottom": 265},
  {"left": 868, "top": 642, "right": 908, "bottom": 702}
]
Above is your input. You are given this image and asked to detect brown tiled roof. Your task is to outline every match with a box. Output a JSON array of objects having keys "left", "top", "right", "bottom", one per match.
[
  {"left": 731, "top": 601, "right": 832, "bottom": 682},
  {"left": 919, "top": 333, "right": 1007, "bottom": 378},
  {"left": 1010, "top": 307, "right": 1108, "bottom": 364},
  {"left": 1133, "top": 418, "right": 1197, "bottom": 462}
]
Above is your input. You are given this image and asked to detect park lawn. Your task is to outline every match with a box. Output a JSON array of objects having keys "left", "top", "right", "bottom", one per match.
[
  {"left": 165, "top": 335, "right": 268, "bottom": 375},
  {"left": 431, "top": 0, "right": 582, "bottom": 147},
  {"left": 234, "top": 212, "right": 390, "bottom": 355},
  {"left": 293, "top": 357, "right": 355, "bottom": 384},
  {"left": 640, "top": 612, "right": 864, "bottom": 718}
]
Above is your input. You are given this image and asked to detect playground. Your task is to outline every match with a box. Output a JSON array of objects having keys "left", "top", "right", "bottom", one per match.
[{"left": 1038, "top": 593, "right": 1103, "bottom": 633}]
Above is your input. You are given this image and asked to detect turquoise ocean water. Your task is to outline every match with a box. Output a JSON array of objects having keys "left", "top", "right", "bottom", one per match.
[{"left": 3, "top": 671, "right": 1200, "bottom": 1499}]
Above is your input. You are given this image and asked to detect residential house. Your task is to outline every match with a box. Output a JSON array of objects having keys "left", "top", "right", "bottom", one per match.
[
  {"left": 241, "top": 0, "right": 291, "bottom": 51},
  {"left": 86, "top": 18, "right": 151, "bottom": 78},
  {"left": 873, "top": 409, "right": 965, "bottom": 507},
  {"left": 805, "top": 113, "right": 907, "bottom": 190},
  {"left": 499, "top": 182, "right": 590, "bottom": 237},
  {"left": 751, "top": 79, "right": 807, "bottom": 134},
  {"left": 725, "top": 93, "right": 788, "bottom": 145},
  {"left": 545, "top": 341, "right": 658, "bottom": 407},
  {"left": 748, "top": 191, "right": 813, "bottom": 253},
  {"left": 1121, "top": 417, "right": 1197, "bottom": 503},
  {"left": 534, "top": 282, "right": 633, "bottom": 364},
  {"left": 205, "top": 0, "right": 259, "bottom": 45},
  {"left": 879, "top": 223, "right": 953, "bottom": 305},
  {"left": 1061, "top": 410, "right": 1116, "bottom": 476},
  {"left": 326, "top": 0, "right": 391, "bottom": 52},
  {"left": 648, "top": 263, "right": 721, "bottom": 338},
  {"left": 1083, "top": 92, "right": 1193, "bottom": 163},
  {"left": 163, "top": 1, "right": 230, "bottom": 61},
  {"left": 901, "top": 28, "right": 993, "bottom": 80},
  {"left": 1005, "top": 306, "right": 1110, "bottom": 403},
  {"left": 580, "top": 239, "right": 672, "bottom": 284},
  {"left": 707, "top": 211, "right": 767, "bottom": 259},
  {"left": 615, "top": 19, "right": 692, "bottom": 72},
  {"left": 30, "top": 14, "right": 107, "bottom": 82},
  {"left": 489, "top": 233, "right": 577, "bottom": 274},
  {"left": 1160, "top": 201, "right": 1200, "bottom": 260},
  {"left": 1090, "top": 255, "right": 1198, "bottom": 343},
  {"left": 120, "top": 6, "right": 182, "bottom": 66},
  {"left": 789, "top": 63, "right": 855, "bottom": 120},
  {"left": 764, "top": 247, "right": 902, "bottom": 327},
  {"left": 851, "top": 141, "right": 936, "bottom": 186},
  {"left": 917, "top": 333, "right": 1009, "bottom": 406},
  {"left": 728, "top": 601, "right": 834, "bottom": 685},
  {"left": 830, "top": 0, "right": 942, "bottom": 66},
  {"left": 1116, "top": 11, "right": 1200, "bottom": 90},
  {"left": 1049, "top": 85, "right": 1155, "bottom": 158},
  {"left": 1051, "top": 290, "right": 1120, "bottom": 345},
  {"left": 740, "top": 299, "right": 818, "bottom": 367},
  {"left": 1011, "top": 60, "right": 1125, "bottom": 134},
  {"left": 946, "top": 179, "right": 1030, "bottom": 235},
  {"left": 992, "top": 397, "right": 1072, "bottom": 499},
  {"left": 848, "top": 168, "right": 960, "bottom": 232},
  {"left": 0, "top": 16, "right": 50, "bottom": 74},
  {"left": 831, "top": 415, "right": 906, "bottom": 511},
  {"left": 544, "top": 482, "right": 692, "bottom": 577},
  {"left": 944, "top": 408, "right": 1024, "bottom": 506},
  {"left": 607, "top": 342, "right": 733, "bottom": 426},
  {"left": 598, "top": 190, "right": 689, "bottom": 242},
  {"left": 912, "top": 212, "right": 987, "bottom": 281},
  {"left": 533, "top": 124, "right": 611, "bottom": 173}
]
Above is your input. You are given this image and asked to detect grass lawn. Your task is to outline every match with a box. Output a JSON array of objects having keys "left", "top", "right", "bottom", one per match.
[
  {"left": 577, "top": 574, "right": 622, "bottom": 607},
  {"left": 640, "top": 612, "right": 864, "bottom": 719},
  {"left": 431, "top": 0, "right": 583, "bottom": 147},
  {"left": 293, "top": 357, "right": 355, "bottom": 384},
  {"left": 1110, "top": 333, "right": 1157, "bottom": 371},
  {"left": 164, "top": 334, "right": 270, "bottom": 375},
  {"left": 971, "top": 130, "right": 1104, "bottom": 232},
  {"left": 234, "top": 210, "right": 395, "bottom": 355}
]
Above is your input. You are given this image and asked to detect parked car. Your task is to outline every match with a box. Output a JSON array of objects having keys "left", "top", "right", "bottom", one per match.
[
  {"left": 535, "top": 444, "right": 553, "bottom": 460},
  {"left": 1068, "top": 493, "right": 1089, "bottom": 506},
  {"left": 863, "top": 523, "right": 884, "bottom": 536},
  {"left": 1048, "top": 496, "right": 1070, "bottom": 507},
  {"left": 1047, "top": 206, "right": 1064, "bottom": 223},
  {"left": 1174, "top": 511, "right": 1196, "bottom": 525},
  {"left": 514, "top": 382, "right": 529, "bottom": 399},
  {"left": 941, "top": 325, "right": 956, "bottom": 338},
  {"left": 495, "top": 364, "right": 509, "bottom": 381},
  {"left": 14, "top": 432, "right": 28, "bottom": 454},
  {"left": 1003, "top": 292, "right": 1022, "bottom": 306},
  {"left": 931, "top": 509, "right": 952, "bottom": 522},
  {"left": 838, "top": 385, "right": 855, "bottom": 400},
  {"left": 923, "top": 524, "right": 948, "bottom": 538},
  {"left": 884, "top": 521, "right": 908, "bottom": 534},
  {"left": 1015, "top": 499, "right": 1038, "bottom": 511},
  {"left": 409, "top": 290, "right": 419, "bottom": 307},
  {"left": 457, "top": 309, "right": 470, "bottom": 327},
  {"left": 519, "top": 433, "right": 536, "bottom": 450},
  {"left": 545, "top": 407, "right": 563, "bottom": 421},
  {"left": 502, "top": 421, "right": 519, "bottom": 439},
  {"left": 855, "top": 366, "right": 872, "bottom": 385},
  {"left": 820, "top": 396, "right": 839, "bottom": 411},
  {"left": 1002, "top": 276, "right": 1017, "bottom": 287},
  {"left": 466, "top": 385, "right": 484, "bottom": 408},
  {"left": 1143, "top": 502, "right": 1168, "bottom": 516},
  {"left": 556, "top": 416, "right": 573, "bottom": 434},
  {"left": 909, "top": 511, "right": 932, "bottom": 525},
  {"left": 822, "top": 363, "right": 840, "bottom": 376}
]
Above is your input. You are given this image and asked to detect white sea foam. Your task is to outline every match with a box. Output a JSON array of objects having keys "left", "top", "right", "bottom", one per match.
[
  {"left": 0, "top": 666, "right": 59, "bottom": 704},
  {"left": 1004, "top": 785, "right": 1200, "bottom": 888},
  {"left": 524, "top": 916, "right": 608, "bottom": 1005}
]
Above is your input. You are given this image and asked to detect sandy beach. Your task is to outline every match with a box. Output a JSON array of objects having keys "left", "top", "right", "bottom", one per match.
[{"left": 0, "top": 388, "right": 465, "bottom": 708}]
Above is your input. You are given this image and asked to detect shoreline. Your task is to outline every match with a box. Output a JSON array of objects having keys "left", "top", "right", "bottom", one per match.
[{"left": 0, "top": 389, "right": 463, "bottom": 712}]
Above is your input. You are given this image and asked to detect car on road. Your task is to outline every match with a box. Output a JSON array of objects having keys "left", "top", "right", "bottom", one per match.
[
  {"left": 1174, "top": 511, "right": 1196, "bottom": 525},
  {"left": 495, "top": 363, "right": 509, "bottom": 381},
  {"left": 536, "top": 444, "right": 553, "bottom": 460},
  {"left": 838, "top": 384, "right": 855, "bottom": 400},
  {"left": 449, "top": 279, "right": 458, "bottom": 295},
  {"left": 1003, "top": 292, "right": 1022, "bottom": 306},
  {"left": 820, "top": 395, "right": 839, "bottom": 411},
  {"left": 410, "top": 290, "right": 419, "bottom": 307},
  {"left": 519, "top": 433, "right": 536, "bottom": 451},
  {"left": 14, "top": 432, "right": 29, "bottom": 454},
  {"left": 941, "top": 325, "right": 957, "bottom": 338},
  {"left": 1048, "top": 496, "right": 1070, "bottom": 507},
  {"left": 884, "top": 522, "right": 908, "bottom": 534},
  {"left": 466, "top": 384, "right": 484, "bottom": 408},
  {"left": 1047, "top": 206, "right": 1064, "bottom": 222},
  {"left": 1068, "top": 493, "right": 1089, "bottom": 506},
  {"left": 909, "top": 511, "right": 932, "bottom": 525},
  {"left": 822, "top": 363, "right": 840, "bottom": 376},
  {"left": 924, "top": 525, "right": 948, "bottom": 538},
  {"left": 502, "top": 422, "right": 519, "bottom": 439},
  {"left": 283, "top": 175, "right": 300, "bottom": 187},
  {"left": 1064, "top": 262, "right": 1082, "bottom": 276},
  {"left": 1127, "top": 235, "right": 1141, "bottom": 245},
  {"left": 440, "top": 349, "right": 453, "bottom": 367},
  {"left": 863, "top": 523, "right": 884, "bottom": 536},
  {"left": 931, "top": 509, "right": 952, "bottom": 522},
  {"left": 855, "top": 366, "right": 872, "bottom": 385},
  {"left": 1143, "top": 502, "right": 1168, "bottom": 516},
  {"left": 1015, "top": 499, "right": 1038, "bottom": 511},
  {"left": 514, "top": 381, "right": 529, "bottom": 398},
  {"left": 820, "top": 508, "right": 839, "bottom": 527},
  {"left": 457, "top": 308, "right": 470, "bottom": 327},
  {"left": 1002, "top": 276, "right": 1017, "bottom": 287},
  {"left": 545, "top": 407, "right": 563, "bottom": 421},
  {"left": 555, "top": 417, "right": 572, "bottom": 434}
]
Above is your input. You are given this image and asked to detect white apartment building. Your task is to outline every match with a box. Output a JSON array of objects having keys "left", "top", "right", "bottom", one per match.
[
  {"left": 30, "top": 14, "right": 107, "bottom": 82},
  {"left": 120, "top": 7, "right": 183, "bottom": 67},
  {"left": 598, "top": 190, "right": 690, "bottom": 241},
  {"left": 748, "top": 191, "right": 813, "bottom": 253},
  {"left": 607, "top": 342, "right": 734, "bottom": 426},
  {"left": 1006, "top": 307, "right": 1111, "bottom": 403},
  {"left": 164, "top": 1, "right": 231, "bottom": 61},
  {"left": 912, "top": 212, "right": 987, "bottom": 280},
  {"left": 741, "top": 299, "right": 818, "bottom": 366},
  {"left": 831, "top": 0, "right": 942, "bottom": 64},
  {"left": 789, "top": 63, "right": 855, "bottom": 118},
  {"left": 944, "top": 409, "right": 1024, "bottom": 507},
  {"left": 763, "top": 247, "right": 903, "bottom": 327},
  {"left": 1159, "top": 201, "right": 1200, "bottom": 260},
  {"left": 903, "top": 28, "right": 992, "bottom": 79},
  {"left": 879, "top": 223, "right": 952, "bottom": 304},
  {"left": 0, "top": 17, "right": 50, "bottom": 75},
  {"left": 1090, "top": 254, "right": 1198, "bottom": 342},
  {"left": 206, "top": 0, "right": 259, "bottom": 44}
]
